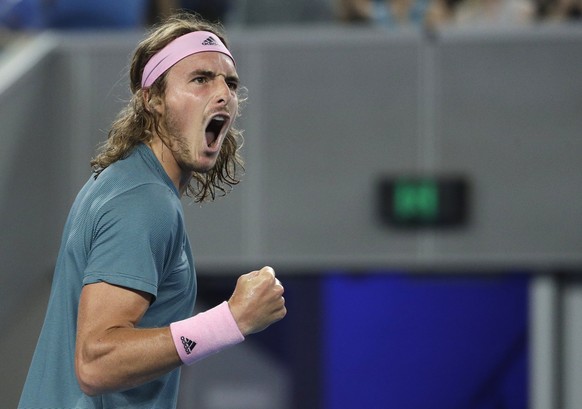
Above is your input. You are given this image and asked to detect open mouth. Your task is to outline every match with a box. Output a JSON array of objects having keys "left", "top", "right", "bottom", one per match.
[{"left": 205, "top": 115, "right": 227, "bottom": 147}]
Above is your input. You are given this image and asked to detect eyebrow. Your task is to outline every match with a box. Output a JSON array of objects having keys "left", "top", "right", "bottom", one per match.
[{"left": 190, "top": 69, "right": 239, "bottom": 84}]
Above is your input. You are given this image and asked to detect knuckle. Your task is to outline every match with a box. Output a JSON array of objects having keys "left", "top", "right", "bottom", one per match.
[{"left": 261, "top": 266, "right": 275, "bottom": 277}]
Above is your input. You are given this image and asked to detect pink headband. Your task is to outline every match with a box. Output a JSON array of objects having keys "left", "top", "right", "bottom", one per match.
[{"left": 141, "top": 31, "right": 235, "bottom": 89}]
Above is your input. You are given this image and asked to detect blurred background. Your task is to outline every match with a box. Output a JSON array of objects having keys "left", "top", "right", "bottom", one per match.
[{"left": 1, "top": 0, "right": 581, "bottom": 408}]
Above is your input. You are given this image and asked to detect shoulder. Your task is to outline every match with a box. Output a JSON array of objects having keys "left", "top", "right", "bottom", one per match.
[
  {"left": 90, "top": 153, "right": 181, "bottom": 219},
  {"left": 87, "top": 182, "right": 185, "bottom": 263},
  {"left": 79, "top": 146, "right": 184, "bottom": 235},
  {"left": 100, "top": 183, "right": 182, "bottom": 228}
]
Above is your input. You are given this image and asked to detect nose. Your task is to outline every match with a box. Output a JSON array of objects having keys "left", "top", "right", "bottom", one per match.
[{"left": 215, "top": 75, "right": 232, "bottom": 106}]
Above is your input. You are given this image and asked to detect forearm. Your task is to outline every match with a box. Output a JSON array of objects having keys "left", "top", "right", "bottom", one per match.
[
  {"left": 76, "top": 302, "right": 245, "bottom": 395},
  {"left": 76, "top": 326, "right": 180, "bottom": 395},
  {"left": 74, "top": 267, "right": 286, "bottom": 396}
]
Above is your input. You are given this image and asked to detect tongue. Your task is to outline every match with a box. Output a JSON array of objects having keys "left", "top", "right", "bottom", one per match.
[{"left": 205, "top": 130, "right": 217, "bottom": 147}]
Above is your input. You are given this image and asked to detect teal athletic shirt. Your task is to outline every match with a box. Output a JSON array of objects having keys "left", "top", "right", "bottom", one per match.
[{"left": 19, "top": 143, "right": 197, "bottom": 409}]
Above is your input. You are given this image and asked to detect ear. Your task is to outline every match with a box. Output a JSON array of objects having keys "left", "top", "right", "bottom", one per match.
[
  {"left": 142, "top": 88, "right": 150, "bottom": 107},
  {"left": 142, "top": 88, "right": 164, "bottom": 114}
]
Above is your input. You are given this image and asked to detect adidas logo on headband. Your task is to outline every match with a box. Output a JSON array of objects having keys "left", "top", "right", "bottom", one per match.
[{"left": 202, "top": 37, "right": 218, "bottom": 46}]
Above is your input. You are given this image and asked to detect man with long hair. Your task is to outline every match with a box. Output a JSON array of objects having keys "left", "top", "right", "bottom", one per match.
[{"left": 19, "top": 12, "right": 286, "bottom": 409}]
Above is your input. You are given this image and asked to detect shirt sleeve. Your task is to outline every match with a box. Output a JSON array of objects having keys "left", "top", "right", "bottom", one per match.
[{"left": 83, "top": 183, "right": 182, "bottom": 300}]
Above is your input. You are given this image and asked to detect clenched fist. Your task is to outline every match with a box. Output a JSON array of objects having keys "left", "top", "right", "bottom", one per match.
[{"left": 228, "top": 266, "right": 287, "bottom": 336}]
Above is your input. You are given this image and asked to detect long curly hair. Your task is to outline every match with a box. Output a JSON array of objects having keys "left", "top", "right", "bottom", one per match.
[{"left": 91, "top": 12, "right": 245, "bottom": 202}]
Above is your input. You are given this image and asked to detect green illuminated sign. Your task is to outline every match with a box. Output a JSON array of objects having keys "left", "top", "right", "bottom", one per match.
[
  {"left": 378, "top": 176, "right": 468, "bottom": 228},
  {"left": 393, "top": 181, "right": 439, "bottom": 222}
]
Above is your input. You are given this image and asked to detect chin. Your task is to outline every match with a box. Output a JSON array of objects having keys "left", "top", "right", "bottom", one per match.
[
  {"left": 195, "top": 165, "right": 215, "bottom": 174},
  {"left": 182, "top": 158, "right": 217, "bottom": 174}
]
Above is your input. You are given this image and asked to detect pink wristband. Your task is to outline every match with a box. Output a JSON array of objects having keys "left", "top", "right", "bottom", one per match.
[{"left": 170, "top": 301, "right": 244, "bottom": 366}]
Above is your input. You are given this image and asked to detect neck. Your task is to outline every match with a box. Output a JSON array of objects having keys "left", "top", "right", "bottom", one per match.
[{"left": 147, "top": 136, "right": 191, "bottom": 196}]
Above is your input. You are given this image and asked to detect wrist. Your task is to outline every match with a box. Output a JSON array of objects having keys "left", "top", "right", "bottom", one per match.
[
  {"left": 170, "top": 301, "right": 244, "bottom": 366},
  {"left": 227, "top": 300, "right": 250, "bottom": 336}
]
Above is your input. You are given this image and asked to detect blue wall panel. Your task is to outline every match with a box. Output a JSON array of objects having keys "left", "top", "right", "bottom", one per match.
[{"left": 323, "top": 273, "right": 528, "bottom": 409}]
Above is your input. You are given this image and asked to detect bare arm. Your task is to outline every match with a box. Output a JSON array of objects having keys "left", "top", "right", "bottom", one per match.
[
  {"left": 75, "top": 282, "right": 181, "bottom": 395},
  {"left": 75, "top": 266, "right": 286, "bottom": 396}
]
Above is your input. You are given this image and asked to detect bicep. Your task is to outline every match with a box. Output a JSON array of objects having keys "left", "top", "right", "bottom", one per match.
[
  {"left": 77, "top": 282, "right": 153, "bottom": 345},
  {"left": 74, "top": 282, "right": 177, "bottom": 395}
]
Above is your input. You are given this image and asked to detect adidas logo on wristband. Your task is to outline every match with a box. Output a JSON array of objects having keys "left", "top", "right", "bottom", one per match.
[{"left": 180, "top": 336, "right": 197, "bottom": 355}]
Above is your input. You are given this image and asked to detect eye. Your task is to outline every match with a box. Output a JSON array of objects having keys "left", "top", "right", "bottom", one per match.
[
  {"left": 227, "top": 81, "right": 238, "bottom": 91},
  {"left": 192, "top": 76, "right": 208, "bottom": 84}
]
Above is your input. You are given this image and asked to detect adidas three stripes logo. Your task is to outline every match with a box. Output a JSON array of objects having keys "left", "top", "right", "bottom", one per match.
[
  {"left": 180, "top": 336, "right": 197, "bottom": 355},
  {"left": 201, "top": 37, "right": 218, "bottom": 46}
]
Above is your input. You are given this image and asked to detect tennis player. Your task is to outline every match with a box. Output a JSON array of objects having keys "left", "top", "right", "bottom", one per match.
[{"left": 19, "top": 12, "right": 286, "bottom": 409}]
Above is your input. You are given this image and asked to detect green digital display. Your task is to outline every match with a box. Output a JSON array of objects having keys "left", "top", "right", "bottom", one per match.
[{"left": 378, "top": 176, "right": 469, "bottom": 228}]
